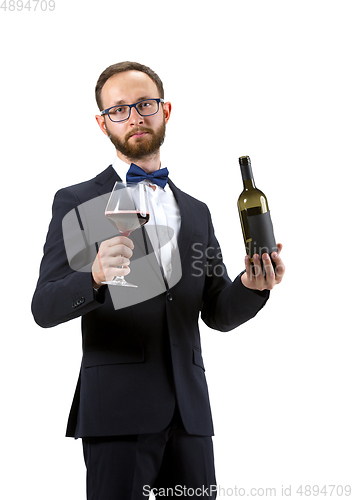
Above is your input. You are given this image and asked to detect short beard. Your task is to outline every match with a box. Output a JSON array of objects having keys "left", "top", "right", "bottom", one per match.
[{"left": 107, "top": 119, "right": 166, "bottom": 161}]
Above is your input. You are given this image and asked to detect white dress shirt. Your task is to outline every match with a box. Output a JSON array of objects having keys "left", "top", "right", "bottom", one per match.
[{"left": 112, "top": 156, "right": 181, "bottom": 284}]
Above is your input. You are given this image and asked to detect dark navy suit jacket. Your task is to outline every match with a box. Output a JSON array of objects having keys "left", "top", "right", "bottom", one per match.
[{"left": 32, "top": 166, "right": 269, "bottom": 438}]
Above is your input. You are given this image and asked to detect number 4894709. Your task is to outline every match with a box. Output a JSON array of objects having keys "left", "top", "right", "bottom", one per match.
[{"left": 0, "top": 0, "right": 56, "bottom": 11}]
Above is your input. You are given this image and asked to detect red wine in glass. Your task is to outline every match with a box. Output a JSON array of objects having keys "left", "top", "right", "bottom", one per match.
[{"left": 105, "top": 210, "right": 150, "bottom": 236}]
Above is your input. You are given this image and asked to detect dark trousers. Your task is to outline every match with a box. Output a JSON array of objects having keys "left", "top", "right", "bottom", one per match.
[{"left": 82, "top": 410, "right": 217, "bottom": 499}]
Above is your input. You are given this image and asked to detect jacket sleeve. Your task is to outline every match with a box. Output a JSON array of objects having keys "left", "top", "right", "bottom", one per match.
[
  {"left": 200, "top": 207, "right": 270, "bottom": 332},
  {"left": 31, "top": 187, "right": 107, "bottom": 328}
]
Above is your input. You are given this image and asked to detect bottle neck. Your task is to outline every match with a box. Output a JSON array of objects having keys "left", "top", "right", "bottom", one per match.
[
  {"left": 240, "top": 163, "right": 256, "bottom": 189},
  {"left": 243, "top": 178, "right": 256, "bottom": 190}
]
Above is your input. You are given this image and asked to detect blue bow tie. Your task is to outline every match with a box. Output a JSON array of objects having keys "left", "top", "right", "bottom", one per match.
[{"left": 126, "top": 163, "right": 169, "bottom": 189}]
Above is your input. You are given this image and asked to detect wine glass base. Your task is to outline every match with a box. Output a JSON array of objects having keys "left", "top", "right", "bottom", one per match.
[{"left": 102, "top": 280, "right": 138, "bottom": 288}]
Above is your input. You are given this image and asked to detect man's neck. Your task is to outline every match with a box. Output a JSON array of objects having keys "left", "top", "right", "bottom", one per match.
[{"left": 116, "top": 150, "right": 161, "bottom": 173}]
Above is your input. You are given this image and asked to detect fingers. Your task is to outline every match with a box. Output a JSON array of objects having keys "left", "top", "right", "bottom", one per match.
[
  {"left": 271, "top": 247, "right": 285, "bottom": 282},
  {"left": 242, "top": 245, "right": 285, "bottom": 291},
  {"left": 263, "top": 253, "right": 275, "bottom": 286},
  {"left": 276, "top": 243, "right": 283, "bottom": 255},
  {"left": 252, "top": 254, "right": 270, "bottom": 290},
  {"left": 102, "top": 236, "right": 134, "bottom": 260},
  {"left": 106, "top": 236, "right": 134, "bottom": 258},
  {"left": 244, "top": 255, "right": 252, "bottom": 281},
  {"left": 106, "top": 235, "right": 134, "bottom": 250},
  {"left": 241, "top": 254, "right": 265, "bottom": 290},
  {"left": 258, "top": 244, "right": 285, "bottom": 288},
  {"left": 92, "top": 236, "right": 134, "bottom": 286}
]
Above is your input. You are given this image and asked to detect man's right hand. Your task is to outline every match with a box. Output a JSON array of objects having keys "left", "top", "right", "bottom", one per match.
[{"left": 91, "top": 236, "right": 134, "bottom": 288}]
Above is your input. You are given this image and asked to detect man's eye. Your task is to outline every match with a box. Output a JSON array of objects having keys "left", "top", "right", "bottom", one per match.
[
  {"left": 138, "top": 101, "right": 152, "bottom": 109},
  {"left": 111, "top": 106, "right": 127, "bottom": 114}
]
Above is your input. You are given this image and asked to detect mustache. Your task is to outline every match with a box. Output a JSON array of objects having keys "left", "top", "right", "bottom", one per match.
[{"left": 126, "top": 127, "right": 154, "bottom": 140}]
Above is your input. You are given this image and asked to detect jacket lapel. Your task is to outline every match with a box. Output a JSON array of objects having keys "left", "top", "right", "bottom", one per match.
[
  {"left": 95, "top": 165, "right": 122, "bottom": 196},
  {"left": 167, "top": 178, "right": 195, "bottom": 266}
]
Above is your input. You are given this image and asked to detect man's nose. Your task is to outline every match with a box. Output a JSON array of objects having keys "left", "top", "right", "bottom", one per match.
[{"left": 129, "top": 106, "right": 144, "bottom": 125}]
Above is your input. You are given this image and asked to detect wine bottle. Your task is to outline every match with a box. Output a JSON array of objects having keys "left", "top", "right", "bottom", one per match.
[{"left": 237, "top": 156, "right": 277, "bottom": 271}]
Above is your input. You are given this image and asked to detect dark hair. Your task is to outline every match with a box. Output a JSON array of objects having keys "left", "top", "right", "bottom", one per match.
[{"left": 95, "top": 61, "right": 164, "bottom": 111}]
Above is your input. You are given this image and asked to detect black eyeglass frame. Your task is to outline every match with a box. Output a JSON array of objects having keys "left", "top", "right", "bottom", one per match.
[{"left": 100, "top": 98, "right": 164, "bottom": 123}]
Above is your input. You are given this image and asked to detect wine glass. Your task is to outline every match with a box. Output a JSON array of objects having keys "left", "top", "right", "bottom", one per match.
[{"left": 103, "top": 181, "right": 150, "bottom": 287}]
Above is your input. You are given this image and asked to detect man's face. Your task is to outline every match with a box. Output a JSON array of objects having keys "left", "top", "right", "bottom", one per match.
[{"left": 96, "top": 71, "right": 170, "bottom": 162}]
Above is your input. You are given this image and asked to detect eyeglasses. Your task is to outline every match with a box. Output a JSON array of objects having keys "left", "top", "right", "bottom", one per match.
[{"left": 101, "top": 98, "right": 164, "bottom": 123}]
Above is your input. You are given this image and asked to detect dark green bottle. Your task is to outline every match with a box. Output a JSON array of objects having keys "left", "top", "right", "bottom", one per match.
[{"left": 237, "top": 156, "right": 277, "bottom": 267}]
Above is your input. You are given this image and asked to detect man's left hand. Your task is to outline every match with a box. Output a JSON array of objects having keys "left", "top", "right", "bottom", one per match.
[{"left": 241, "top": 243, "right": 285, "bottom": 291}]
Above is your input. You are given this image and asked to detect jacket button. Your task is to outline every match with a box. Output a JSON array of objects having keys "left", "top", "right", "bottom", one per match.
[{"left": 166, "top": 292, "right": 173, "bottom": 301}]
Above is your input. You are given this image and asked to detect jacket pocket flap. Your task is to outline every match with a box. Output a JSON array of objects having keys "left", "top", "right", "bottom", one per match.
[
  {"left": 84, "top": 345, "right": 145, "bottom": 368},
  {"left": 193, "top": 348, "right": 205, "bottom": 371}
]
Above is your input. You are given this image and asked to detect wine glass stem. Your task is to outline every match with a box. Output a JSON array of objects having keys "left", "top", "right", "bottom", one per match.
[
  {"left": 112, "top": 275, "right": 127, "bottom": 284},
  {"left": 113, "top": 230, "right": 131, "bottom": 283}
]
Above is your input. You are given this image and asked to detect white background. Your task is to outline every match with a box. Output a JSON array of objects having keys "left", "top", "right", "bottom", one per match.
[{"left": 1, "top": 0, "right": 352, "bottom": 498}]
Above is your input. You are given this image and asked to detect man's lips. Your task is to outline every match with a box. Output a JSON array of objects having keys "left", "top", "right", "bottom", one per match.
[{"left": 128, "top": 131, "right": 149, "bottom": 139}]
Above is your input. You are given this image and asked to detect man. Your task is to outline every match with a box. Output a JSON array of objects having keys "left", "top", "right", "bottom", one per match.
[{"left": 32, "top": 62, "right": 285, "bottom": 499}]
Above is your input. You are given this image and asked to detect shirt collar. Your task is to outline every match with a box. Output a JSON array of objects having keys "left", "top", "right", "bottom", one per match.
[{"left": 112, "top": 155, "right": 130, "bottom": 176}]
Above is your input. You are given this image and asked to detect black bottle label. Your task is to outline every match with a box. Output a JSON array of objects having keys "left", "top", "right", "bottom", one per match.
[{"left": 247, "top": 211, "right": 277, "bottom": 257}]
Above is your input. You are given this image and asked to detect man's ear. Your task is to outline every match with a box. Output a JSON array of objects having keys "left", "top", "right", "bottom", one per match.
[
  {"left": 95, "top": 115, "right": 108, "bottom": 136},
  {"left": 163, "top": 101, "right": 172, "bottom": 124}
]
